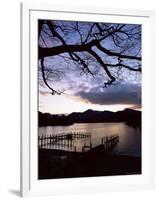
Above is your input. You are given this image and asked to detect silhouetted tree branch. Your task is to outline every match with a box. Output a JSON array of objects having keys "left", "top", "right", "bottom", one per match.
[{"left": 38, "top": 20, "right": 141, "bottom": 94}]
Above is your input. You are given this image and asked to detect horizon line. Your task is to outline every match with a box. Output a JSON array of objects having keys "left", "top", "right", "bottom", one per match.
[{"left": 39, "top": 107, "right": 141, "bottom": 115}]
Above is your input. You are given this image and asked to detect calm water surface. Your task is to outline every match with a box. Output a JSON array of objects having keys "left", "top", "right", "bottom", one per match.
[{"left": 38, "top": 122, "right": 141, "bottom": 157}]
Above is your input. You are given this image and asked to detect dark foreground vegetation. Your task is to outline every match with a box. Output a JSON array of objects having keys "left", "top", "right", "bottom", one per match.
[
  {"left": 39, "top": 108, "right": 141, "bottom": 127},
  {"left": 38, "top": 147, "right": 141, "bottom": 179}
]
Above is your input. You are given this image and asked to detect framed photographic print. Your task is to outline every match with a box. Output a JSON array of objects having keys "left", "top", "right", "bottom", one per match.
[{"left": 21, "top": 2, "right": 155, "bottom": 197}]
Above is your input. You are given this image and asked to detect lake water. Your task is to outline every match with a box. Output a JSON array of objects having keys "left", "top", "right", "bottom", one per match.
[{"left": 38, "top": 122, "right": 141, "bottom": 157}]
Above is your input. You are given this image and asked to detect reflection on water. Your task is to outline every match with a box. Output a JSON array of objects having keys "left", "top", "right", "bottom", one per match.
[{"left": 38, "top": 122, "right": 141, "bottom": 157}]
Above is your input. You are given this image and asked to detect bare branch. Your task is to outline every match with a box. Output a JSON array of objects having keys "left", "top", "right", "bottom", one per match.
[
  {"left": 88, "top": 49, "right": 116, "bottom": 86},
  {"left": 96, "top": 43, "right": 141, "bottom": 61},
  {"left": 38, "top": 20, "right": 141, "bottom": 94},
  {"left": 40, "top": 58, "right": 64, "bottom": 95}
]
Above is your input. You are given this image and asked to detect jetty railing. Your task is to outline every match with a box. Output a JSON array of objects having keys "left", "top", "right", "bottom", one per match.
[
  {"left": 101, "top": 135, "right": 119, "bottom": 151},
  {"left": 38, "top": 132, "right": 91, "bottom": 149},
  {"left": 38, "top": 133, "right": 119, "bottom": 153}
]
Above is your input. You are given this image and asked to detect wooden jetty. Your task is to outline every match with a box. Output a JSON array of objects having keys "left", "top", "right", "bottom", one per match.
[
  {"left": 38, "top": 132, "right": 119, "bottom": 154},
  {"left": 101, "top": 135, "right": 119, "bottom": 151},
  {"left": 85, "top": 134, "right": 119, "bottom": 154},
  {"left": 82, "top": 143, "right": 92, "bottom": 152},
  {"left": 38, "top": 132, "right": 91, "bottom": 149}
]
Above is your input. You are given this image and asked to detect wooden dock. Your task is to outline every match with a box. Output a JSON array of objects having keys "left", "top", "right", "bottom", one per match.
[
  {"left": 101, "top": 135, "right": 119, "bottom": 151},
  {"left": 38, "top": 132, "right": 91, "bottom": 149},
  {"left": 38, "top": 132, "right": 119, "bottom": 153}
]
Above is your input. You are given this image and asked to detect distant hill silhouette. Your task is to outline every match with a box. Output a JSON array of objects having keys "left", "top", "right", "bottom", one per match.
[
  {"left": 39, "top": 109, "right": 141, "bottom": 127},
  {"left": 38, "top": 112, "right": 73, "bottom": 126}
]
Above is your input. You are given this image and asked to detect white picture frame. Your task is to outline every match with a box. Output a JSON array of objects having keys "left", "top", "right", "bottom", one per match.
[{"left": 20, "top": 2, "right": 155, "bottom": 197}]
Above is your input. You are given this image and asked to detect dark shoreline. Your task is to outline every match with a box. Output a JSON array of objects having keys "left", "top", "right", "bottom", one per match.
[
  {"left": 38, "top": 148, "right": 141, "bottom": 180},
  {"left": 39, "top": 121, "right": 141, "bottom": 128},
  {"left": 39, "top": 109, "right": 141, "bottom": 127}
]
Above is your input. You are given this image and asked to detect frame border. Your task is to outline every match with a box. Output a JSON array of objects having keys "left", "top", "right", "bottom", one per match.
[{"left": 20, "top": 2, "right": 155, "bottom": 197}]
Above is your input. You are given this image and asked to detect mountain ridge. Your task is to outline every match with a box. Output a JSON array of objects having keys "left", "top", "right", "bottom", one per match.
[{"left": 39, "top": 109, "right": 141, "bottom": 127}]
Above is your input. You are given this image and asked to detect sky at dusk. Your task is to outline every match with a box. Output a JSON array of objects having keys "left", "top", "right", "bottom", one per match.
[{"left": 38, "top": 20, "right": 141, "bottom": 114}]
